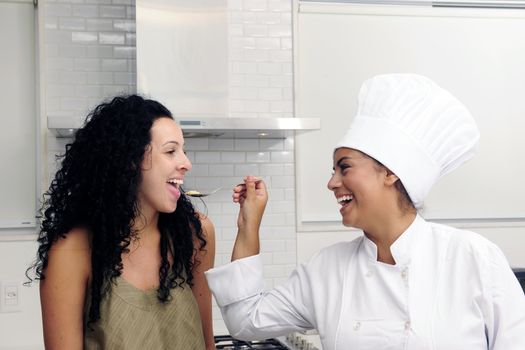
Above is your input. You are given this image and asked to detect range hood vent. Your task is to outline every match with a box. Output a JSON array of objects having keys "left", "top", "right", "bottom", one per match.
[{"left": 47, "top": 116, "right": 320, "bottom": 139}]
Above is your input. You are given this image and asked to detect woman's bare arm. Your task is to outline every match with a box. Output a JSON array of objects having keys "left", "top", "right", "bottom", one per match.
[
  {"left": 40, "top": 229, "right": 91, "bottom": 350},
  {"left": 192, "top": 215, "right": 216, "bottom": 350}
]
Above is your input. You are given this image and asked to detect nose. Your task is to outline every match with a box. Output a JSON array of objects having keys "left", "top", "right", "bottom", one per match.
[
  {"left": 327, "top": 172, "right": 340, "bottom": 191},
  {"left": 178, "top": 152, "right": 192, "bottom": 172}
]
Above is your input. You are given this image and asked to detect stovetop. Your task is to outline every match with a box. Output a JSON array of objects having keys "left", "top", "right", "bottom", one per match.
[{"left": 214, "top": 335, "right": 290, "bottom": 350}]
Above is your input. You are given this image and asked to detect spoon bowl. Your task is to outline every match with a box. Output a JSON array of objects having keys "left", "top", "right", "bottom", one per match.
[{"left": 185, "top": 187, "right": 222, "bottom": 197}]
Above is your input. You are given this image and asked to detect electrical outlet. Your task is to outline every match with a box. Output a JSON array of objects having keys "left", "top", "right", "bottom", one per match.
[{"left": 0, "top": 280, "right": 22, "bottom": 313}]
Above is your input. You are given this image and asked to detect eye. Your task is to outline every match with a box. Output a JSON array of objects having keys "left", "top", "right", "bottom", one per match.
[{"left": 339, "top": 164, "right": 351, "bottom": 174}]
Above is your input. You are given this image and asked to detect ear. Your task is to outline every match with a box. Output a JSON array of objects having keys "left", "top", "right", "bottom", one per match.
[{"left": 383, "top": 168, "right": 399, "bottom": 186}]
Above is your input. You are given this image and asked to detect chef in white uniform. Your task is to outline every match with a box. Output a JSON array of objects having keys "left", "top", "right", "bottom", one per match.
[{"left": 205, "top": 74, "right": 525, "bottom": 350}]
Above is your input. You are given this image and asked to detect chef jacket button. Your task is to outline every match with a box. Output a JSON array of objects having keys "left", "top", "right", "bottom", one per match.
[
  {"left": 353, "top": 322, "right": 361, "bottom": 331},
  {"left": 401, "top": 268, "right": 408, "bottom": 279},
  {"left": 366, "top": 270, "right": 373, "bottom": 277},
  {"left": 404, "top": 321, "right": 411, "bottom": 331}
]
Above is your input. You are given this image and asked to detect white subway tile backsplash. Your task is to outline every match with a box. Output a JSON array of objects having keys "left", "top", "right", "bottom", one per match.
[
  {"left": 244, "top": 24, "right": 268, "bottom": 37},
  {"left": 196, "top": 152, "right": 222, "bottom": 163},
  {"left": 87, "top": 71, "right": 114, "bottom": 84},
  {"left": 86, "top": 45, "right": 114, "bottom": 58},
  {"left": 234, "top": 163, "right": 259, "bottom": 176},
  {"left": 281, "top": 37, "right": 292, "bottom": 50},
  {"left": 256, "top": 37, "right": 280, "bottom": 50},
  {"left": 99, "top": 5, "right": 127, "bottom": 18},
  {"left": 273, "top": 251, "right": 296, "bottom": 264},
  {"left": 72, "top": 31, "right": 98, "bottom": 43},
  {"left": 256, "top": 12, "right": 282, "bottom": 24},
  {"left": 59, "top": 18, "right": 86, "bottom": 31},
  {"left": 268, "top": 0, "right": 292, "bottom": 12},
  {"left": 76, "top": 85, "right": 103, "bottom": 97},
  {"left": 270, "top": 175, "right": 294, "bottom": 189},
  {"left": 268, "top": 24, "right": 291, "bottom": 37},
  {"left": 244, "top": 99, "right": 270, "bottom": 112},
  {"left": 246, "top": 151, "right": 270, "bottom": 163},
  {"left": 72, "top": 5, "right": 99, "bottom": 18},
  {"left": 259, "top": 87, "right": 282, "bottom": 100},
  {"left": 86, "top": 18, "right": 114, "bottom": 31},
  {"left": 45, "top": 17, "right": 59, "bottom": 30},
  {"left": 47, "top": 57, "right": 74, "bottom": 70},
  {"left": 74, "top": 58, "right": 101, "bottom": 71},
  {"left": 99, "top": 32, "right": 125, "bottom": 45},
  {"left": 234, "top": 139, "right": 259, "bottom": 151},
  {"left": 102, "top": 85, "right": 134, "bottom": 95},
  {"left": 60, "top": 97, "right": 89, "bottom": 112},
  {"left": 259, "top": 163, "right": 284, "bottom": 176},
  {"left": 270, "top": 150, "right": 293, "bottom": 163},
  {"left": 232, "top": 62, "right": 258, "bottom": 74},
  {"left": 244, "top": 0, "right": 267, "bottom": 11},
  {"left": 59, "top": 45, "right": 87, "bottom": 58},
  {"left": 244, "top": 49, "right": 269, "bottom": 62},
  {"left": 125, "top": 33, "right": 136, "bottom": 45},
  {"left": 269, "top": 100, "right": 293, "bottom": 113},
  {"left": 45, "top": 4, "right": 72, "bottom": 17},
  {"left": 46, "top": 44, "right": 59, "bottom": 58},
  {"left": 208, "top": 139, "right": 234, "bottom": 151},
  {"left": 184, "top": 137, "right": 209, "bottom": 151},
  {"left": 230, "top": 86, "right": 258, "bottom": 99},
  {"left": 189, "top": 164, "right": 209, "bottom": 177},
  {"left": 113, "top": 72, "right": 135, "bottom": 85},
  {"left": 245, "top": 74, "right": 269, "bottom": 87},
  {"left": 257, "top": 62, "right": 282, "bottom": 75},
  {"left": 113, "top": 19, "right": 136, "bottom": 32},
  {"left": 268, "top": 49, "right": 291, "bottom": 62},
  {"left": 46, "top": 29, "right": 73, "bottom": 44},
  {"left": 208, "top": 164, "right": 235, "bottom": 177},
  {"left": 101, "top": 58, "right": 127, "bottom": 71},
  {"left": 229, "top": 0, "right": 243, "bottom": 11},
  {"left": 221, "top": 152, "right": 246, "bottom": 163}
]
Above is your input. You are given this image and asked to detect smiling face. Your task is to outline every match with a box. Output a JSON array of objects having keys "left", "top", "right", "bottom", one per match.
[
  {"left": 327, "top": 148, "right": 398, "bottom": 231},
  {"left": 138, "top": 117, "right": 192, "bottom": 218}
]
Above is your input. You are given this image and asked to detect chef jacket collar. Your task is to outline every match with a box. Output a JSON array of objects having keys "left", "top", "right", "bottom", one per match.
[{"left": 362, "top": 214, "right": 425, "bottom": 266}]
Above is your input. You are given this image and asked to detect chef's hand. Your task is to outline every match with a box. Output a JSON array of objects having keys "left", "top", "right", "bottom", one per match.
[{"left": 231, "top": 175, "right": 268, "bottom": 260}]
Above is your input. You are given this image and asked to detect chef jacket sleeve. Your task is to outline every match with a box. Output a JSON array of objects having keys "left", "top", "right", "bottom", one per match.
[
  {"left": 205, "top": 254, "right": 315, "bottom": 340},
  {"left": 483, "top": 244, "right": 525, "bottom": 350}
]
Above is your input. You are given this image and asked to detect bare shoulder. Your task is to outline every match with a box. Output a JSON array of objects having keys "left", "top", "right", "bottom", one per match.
[
  {"left": 49, "top": 227, "right": 91, "bottom": 251},
  {"left": 45, "top": 228, "right": 91, "bottom": 279}
]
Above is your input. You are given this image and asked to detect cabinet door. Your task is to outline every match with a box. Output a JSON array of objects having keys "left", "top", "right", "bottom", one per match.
[
  {"left": 0, "top": 0, "right": 36, "bottom": 228},
  {"left": 295, "top": 2, "right": 525, "bottom": 228}
]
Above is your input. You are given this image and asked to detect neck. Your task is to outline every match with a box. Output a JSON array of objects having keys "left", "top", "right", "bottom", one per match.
[
  {"left": 364, "top": 211, "right": 417, "bottom": 265},
  {"left": 133, "top": 205, "right": 160, "bottom": 239}
]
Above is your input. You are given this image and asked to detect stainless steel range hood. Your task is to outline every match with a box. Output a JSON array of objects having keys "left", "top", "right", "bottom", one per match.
[{"left": 47, "top": 115, "right": 320, "bottom": 139}]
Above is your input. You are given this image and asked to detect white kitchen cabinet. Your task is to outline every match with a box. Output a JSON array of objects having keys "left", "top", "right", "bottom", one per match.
[
  {"left": 0, "top": 0, "right": 37, "bottom": 229},
  {"left": 294, "top": 1, "right": 525, "bottom": 230}
]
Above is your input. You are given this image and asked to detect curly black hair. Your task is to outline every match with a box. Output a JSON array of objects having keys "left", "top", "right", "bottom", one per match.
[{"left": 27, "top": 94, "right": 205, "bottom": 325}]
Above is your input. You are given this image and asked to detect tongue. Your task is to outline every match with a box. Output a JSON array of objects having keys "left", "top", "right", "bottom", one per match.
[{"left": 167, "top": 183, "right": 181, "bottom": 200}]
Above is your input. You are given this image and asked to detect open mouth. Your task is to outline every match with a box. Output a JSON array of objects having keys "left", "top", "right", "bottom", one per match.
[
  {"left": 167, "top": 178, "right": 183, "bottom": 188},
  {"left": 337, "top": 195, "right": 353, "bottom": 206}
]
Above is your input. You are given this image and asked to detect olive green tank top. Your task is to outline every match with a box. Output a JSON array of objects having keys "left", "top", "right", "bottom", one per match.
[{"left": 84, "top": 277, "right": 205, "bottom": 350}]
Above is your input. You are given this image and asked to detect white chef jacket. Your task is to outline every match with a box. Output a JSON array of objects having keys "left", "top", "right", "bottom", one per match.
[{"left": 205, "top": 215, "right": 525, "bottom": 350}]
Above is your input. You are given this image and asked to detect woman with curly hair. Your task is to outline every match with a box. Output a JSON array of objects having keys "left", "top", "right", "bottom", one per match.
[{"left": 28, "top": 95, "right": 216, "bottom": 349}]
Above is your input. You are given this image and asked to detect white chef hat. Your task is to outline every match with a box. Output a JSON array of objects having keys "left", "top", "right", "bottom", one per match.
[{"left": 335, "top": 73, "right": 480, "bottom": 209}]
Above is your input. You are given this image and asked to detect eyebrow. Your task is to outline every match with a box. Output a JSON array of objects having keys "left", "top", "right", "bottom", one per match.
[
  {"left": 161, "top": 141, "right": 181, "bottom": 147},
  {"left": 333, "top": 156, "right": 352, "bottom": 170}
]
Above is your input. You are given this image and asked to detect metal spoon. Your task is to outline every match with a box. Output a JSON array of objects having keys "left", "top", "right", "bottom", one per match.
[{"left": 184, "top": 187, "right": 222, "bottom": 197}]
